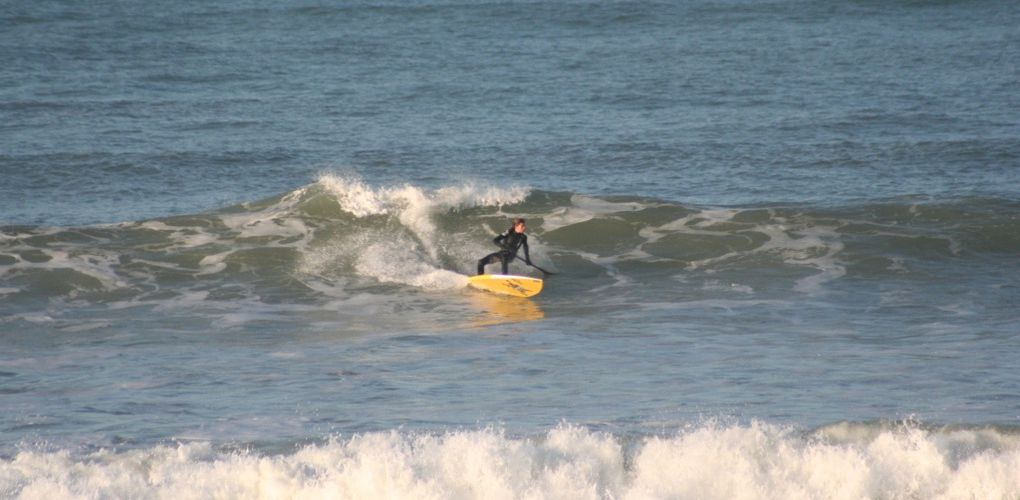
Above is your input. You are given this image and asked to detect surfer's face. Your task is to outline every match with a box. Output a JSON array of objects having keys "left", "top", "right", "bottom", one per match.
[{"left": 514, "top": 222, "right": 526, "bottom": 233}]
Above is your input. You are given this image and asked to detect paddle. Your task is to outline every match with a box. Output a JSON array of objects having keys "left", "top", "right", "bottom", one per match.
[{"left": 517, "top": 256, "right": 557, "bottom": 276}]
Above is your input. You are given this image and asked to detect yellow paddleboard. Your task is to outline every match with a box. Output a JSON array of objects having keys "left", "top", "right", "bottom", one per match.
[{"left": 468, "top": 274, "right": 543, "bottom": 298}]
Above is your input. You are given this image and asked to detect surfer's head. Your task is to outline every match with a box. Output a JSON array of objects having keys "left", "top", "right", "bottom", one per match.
[{"left": 512, "top": 218, "right": 526, "bottom": 233}]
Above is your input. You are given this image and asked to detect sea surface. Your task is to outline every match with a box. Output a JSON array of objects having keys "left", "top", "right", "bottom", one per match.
[{"left": 2, "top": 1, "right": 1020, "bottom": 498}]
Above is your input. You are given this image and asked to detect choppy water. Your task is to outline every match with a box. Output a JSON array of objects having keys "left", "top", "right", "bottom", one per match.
[{"left": 3, "top": 1, "right": 1020, "bottom": 498}]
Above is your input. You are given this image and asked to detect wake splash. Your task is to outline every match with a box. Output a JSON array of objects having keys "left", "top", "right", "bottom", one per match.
[{"left": 4, "top": 422, "right": 1019, "bottom": 499}]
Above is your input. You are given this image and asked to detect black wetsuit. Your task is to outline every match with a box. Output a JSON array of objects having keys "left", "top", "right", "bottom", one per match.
[{"left": 477, "top": 229, "right": 530, "bottom": 275}]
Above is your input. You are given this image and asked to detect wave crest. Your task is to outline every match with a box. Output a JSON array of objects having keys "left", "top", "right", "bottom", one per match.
[{"left": 315, "top": 174, "right": 530, "bottom": 219}]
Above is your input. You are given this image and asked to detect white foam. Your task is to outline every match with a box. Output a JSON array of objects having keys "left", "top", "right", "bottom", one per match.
[
  {"left": 0, "top": 226, "right": 61, "bottom": 242},
  {"left": 318, "top": 174, "right": 529, "bottom": 220},
  {"left": 569, "top": 195, "right": 647, "bottom": 214},
  {"left": 196, "top": 251, "right": 231, "bottom": 275},
  {"left": 56, "top": 321, "right": 111, "bottom": 333},
  {"left": 2, "top": 423, "right": 1018, "bottom": 499},
  {"left": 648, "top": 209, "right": 847, "bottom": 295},
  {"left": 5, "top": 313, "right": 56, "bottom": 324},
  {"left": 541, "top": 195, "right": 649, "bottom": 232},
  {"left": 0, "top": 248, "right": 129, "bottom": 293},
  {"left": 354, "top": 239, "right": 469, "bottom": 291},
  {"left": 137, "top": 220, "right": 175, "bottom": 231},
  {"left": 702, "top": 280, "right": 754, "bottom": 294},
  {"left": 639, "top": 208, "right": 742, "bottom": 240},
  {"left": 151, "top": 290, "right": 210, "bottom": 312},
  {"left": 317, "top": 175, "right": 387, "bottom": 217},
  {"left": 136, "top": 221, "right": 221, "bottom": 250},
  {"left": 220, "top": 211, "right": 310, "bottom": 240},
  {"left": 216, "top": 186, "right": 312, "bottom": 243}
]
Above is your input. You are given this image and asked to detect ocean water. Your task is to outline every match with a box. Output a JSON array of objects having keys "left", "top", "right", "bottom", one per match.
[{"left": 2, "top": 0, "right": 1020, "bottom": 498}]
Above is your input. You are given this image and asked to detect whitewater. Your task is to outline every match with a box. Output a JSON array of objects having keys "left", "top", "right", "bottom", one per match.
[{"left": 6, "top": 424, "right": 1020, "bottom": 499}]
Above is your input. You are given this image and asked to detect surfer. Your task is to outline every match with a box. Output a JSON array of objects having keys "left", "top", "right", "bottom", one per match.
[{"left": 477, "top": 218, "right": 531, "bottom": 275}]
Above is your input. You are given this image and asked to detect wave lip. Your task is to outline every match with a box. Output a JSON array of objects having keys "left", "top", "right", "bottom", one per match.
[{"left": 3, "top": 422, "right": 1019, "bottom": 499}]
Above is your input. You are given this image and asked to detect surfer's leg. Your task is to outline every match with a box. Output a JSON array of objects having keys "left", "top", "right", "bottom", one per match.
[
  {"left": 500, "top": 251, "right": 510, "bottom": 274},
  {"left": 477, "top": 252, "right": 500, "bottom": 275}
]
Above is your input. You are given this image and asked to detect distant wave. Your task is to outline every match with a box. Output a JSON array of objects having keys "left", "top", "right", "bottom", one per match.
[{"left": 3, "top": 421, "right": 1019, "bottom": 499}]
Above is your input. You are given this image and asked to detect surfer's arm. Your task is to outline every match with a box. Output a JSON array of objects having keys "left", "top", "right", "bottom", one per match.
[{"left": 493, "top": 231, "right": 508, "bottom": 247}]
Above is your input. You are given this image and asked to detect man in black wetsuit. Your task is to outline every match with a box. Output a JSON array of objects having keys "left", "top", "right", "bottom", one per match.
[{"left": 477, "top": 218, "right": 531, "bottom": 275}]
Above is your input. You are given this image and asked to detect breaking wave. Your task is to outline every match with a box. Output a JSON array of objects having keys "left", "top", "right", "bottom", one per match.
[
  {"left": 1, "top": 174, "right": 1017, "bottom": 314},
  {"left": 3, "top": 421, "right": 1019, "bottom": 499}
]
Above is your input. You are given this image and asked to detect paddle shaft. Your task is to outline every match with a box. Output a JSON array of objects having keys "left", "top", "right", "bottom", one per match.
[{"left": 517, "top": 256, "right": 557, "bottom": 275}]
